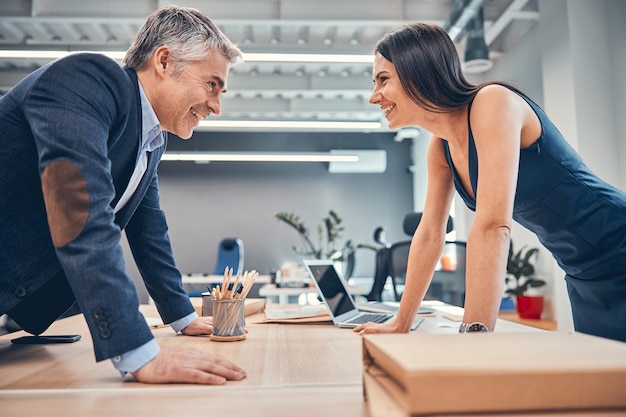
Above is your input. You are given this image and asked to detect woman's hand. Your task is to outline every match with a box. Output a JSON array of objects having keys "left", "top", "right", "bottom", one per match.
[{"left": 353, "top": 320, "right": 403, "bottom": 335}]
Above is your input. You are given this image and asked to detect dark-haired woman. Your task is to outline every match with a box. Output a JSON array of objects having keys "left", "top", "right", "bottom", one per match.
[{"left": 354, "top": 23, "right": 626, "bottom": 342}]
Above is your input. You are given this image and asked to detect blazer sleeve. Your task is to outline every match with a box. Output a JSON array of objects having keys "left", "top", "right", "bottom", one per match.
[
  {"left": 124, "top": 170, "right": 196, "bottom": 324},
  {"left": 24, "top": 53, "right": 154, "bottom": 361}
]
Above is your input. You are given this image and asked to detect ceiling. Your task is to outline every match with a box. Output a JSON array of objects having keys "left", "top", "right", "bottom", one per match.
[{"left": 0, "top": 0, "right": 539, "bottom": 132}]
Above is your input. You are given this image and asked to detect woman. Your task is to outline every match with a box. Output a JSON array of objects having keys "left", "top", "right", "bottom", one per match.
[{"left": 354, "top": 23, "right": 626, "bottom": 342}]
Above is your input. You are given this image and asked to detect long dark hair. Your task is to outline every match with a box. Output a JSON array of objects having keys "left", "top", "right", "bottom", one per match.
[{"left": 375, "top": 23, "right": 523, "bottom": 112}]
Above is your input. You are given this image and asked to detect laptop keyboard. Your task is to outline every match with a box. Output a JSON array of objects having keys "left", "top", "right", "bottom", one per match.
[{"left": 345, "top": 313, "right": 393, "bottom": 325}]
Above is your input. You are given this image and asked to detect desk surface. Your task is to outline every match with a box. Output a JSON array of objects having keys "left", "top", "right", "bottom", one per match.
[{"left": 0, "top": 301, "right": 543, "bottom": 417}]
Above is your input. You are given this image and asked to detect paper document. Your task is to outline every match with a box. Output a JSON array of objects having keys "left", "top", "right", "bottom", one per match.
[{"left": 264, "top": 305, "right": 328, "bottom": 320}]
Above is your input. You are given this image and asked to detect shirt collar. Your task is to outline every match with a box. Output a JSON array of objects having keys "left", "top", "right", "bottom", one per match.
[{"left": 137, "top": 81, "right": 164, "bottom": 153}]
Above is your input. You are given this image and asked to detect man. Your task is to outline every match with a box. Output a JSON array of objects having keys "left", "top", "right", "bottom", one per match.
[{"left": 0, "top": 5, "right": 246, "bottom": 384}]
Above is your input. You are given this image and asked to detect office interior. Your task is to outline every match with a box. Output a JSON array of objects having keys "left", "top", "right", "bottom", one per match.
[{"left": 1, "top": 0, "right": 625, "bottom": 334}]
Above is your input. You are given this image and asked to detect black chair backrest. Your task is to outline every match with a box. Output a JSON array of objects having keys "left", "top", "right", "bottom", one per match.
[
  {"left": 386, "top": 241, "right": 412, "bottom": 301},
  {"left": 428, "top": 241, "right": 467, "bottom": 307},
  {"left": 403, "top": 212, "right": 454, "bottom": 236}
]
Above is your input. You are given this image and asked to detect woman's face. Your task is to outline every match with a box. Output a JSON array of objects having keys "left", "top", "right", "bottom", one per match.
[{"left": 369, "top": 52, "right": 423, "bottom": 129}]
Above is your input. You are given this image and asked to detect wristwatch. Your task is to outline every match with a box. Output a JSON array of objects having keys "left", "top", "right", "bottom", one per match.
[{"left": 459, "top": 322, "right": 489, "bottom": 333}]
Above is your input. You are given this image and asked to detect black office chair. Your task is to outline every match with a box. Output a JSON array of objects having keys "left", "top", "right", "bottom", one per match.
[
  {"left": 425, "top": 241, "right": 466, "bottom": 307},
  {"left": 366, "top": 246, "right": 391, "bottom": 301},
  {"left": 341, "top": 240, "right": 356, "bottom": 280},
  {"left": 381, "top": 212, "right": 464, "bottom": 303},
  {"left": 361, "top": 227, "right": 393, "bottom": 301},
  {"left": 386, "top": 240, "right": 412, "bottom": 301}
]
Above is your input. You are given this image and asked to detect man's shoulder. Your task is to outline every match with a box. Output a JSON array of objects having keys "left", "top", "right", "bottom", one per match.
[
  {"left": 56, "top": 52, "right": 124, "bottom": 76},
  {"left": 49, "top": 53, "right": 136, "bottom": 103}
]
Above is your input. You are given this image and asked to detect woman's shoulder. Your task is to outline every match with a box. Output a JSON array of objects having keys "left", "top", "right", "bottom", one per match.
[
  {"left": 474, "top": 83, "right": 521, "bottom": 102},
  {"left": 471, "top": 83, "right": 529, "bottom": 116}
]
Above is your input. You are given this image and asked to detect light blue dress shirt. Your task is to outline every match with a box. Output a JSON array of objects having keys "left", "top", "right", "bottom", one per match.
[{"left": 111, "top": 81, "right": 198, "bottom": 375}]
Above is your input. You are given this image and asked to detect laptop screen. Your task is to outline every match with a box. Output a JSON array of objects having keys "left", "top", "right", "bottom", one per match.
[{"left": 306, "top": 261, "right": 356, "bottom": 318}]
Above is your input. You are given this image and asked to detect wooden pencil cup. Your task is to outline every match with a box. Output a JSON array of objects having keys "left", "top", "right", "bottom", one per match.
[{"left": 210, "top": 298, "right": 246, "bottom": 342}]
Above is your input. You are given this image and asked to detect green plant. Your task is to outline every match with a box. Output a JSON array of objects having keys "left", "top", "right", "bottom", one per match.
[
  {"left": 275, "top": 210, "right": 348, "bottom": 260},
  {"left": 505, "top": 241, "right": 546, "bottom": 297}
]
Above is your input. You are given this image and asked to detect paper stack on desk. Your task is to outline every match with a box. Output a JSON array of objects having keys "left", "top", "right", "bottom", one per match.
[
  {"left": 362, "top": 331, "right": 626, "bottom": 416},
  {"left": 263, "top": 305, "right": 332, "bottom": 324}
]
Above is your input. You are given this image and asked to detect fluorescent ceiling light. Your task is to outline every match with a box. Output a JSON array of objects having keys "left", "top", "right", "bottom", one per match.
[
  {"left": 0, "top": 50, "right": 372, "bottom": 64},
  {"left": 329, "top": 150, "right": 387, "bottom": 173},
  {"left": 243, "top": 53, "right": 373, "bottom": 63},
  {"left": 197, "top": 120, "right": 381, "bottom": 130},
  {"left": 0, "top": 50, "right": 126, "bottom": 59},
  {"left": 161, "top": 152, "right": 360, "bottom": 162}
]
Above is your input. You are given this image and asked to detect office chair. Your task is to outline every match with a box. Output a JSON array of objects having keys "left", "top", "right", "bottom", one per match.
[
  {"left": 212, "top": 238, "right": 244, "bottom": 276},
  {"left": 373, "top": 227, "right": 392, "bottom": 249},
  {"left": 426, "top": 241, "right": 466, "bottom": 307},
  {"left": 185, "top": 238, "right": 244, "bottom": 298},
  {"left": 341, "top": 240, "right": 356, "bottom": 281},
  {"left": 386, "top": 240, "right": 412, "bottom": 301},
  {"left": 356, "top": 226, "right": 393, "bottom": 301},
  {"left": 382, "top": 212, "right": 465, "bottom": 303}
]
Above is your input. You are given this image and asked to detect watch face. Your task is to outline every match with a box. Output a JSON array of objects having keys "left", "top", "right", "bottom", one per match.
[{"left": 467, "top": 322, "right": 489, "bottom": 332}]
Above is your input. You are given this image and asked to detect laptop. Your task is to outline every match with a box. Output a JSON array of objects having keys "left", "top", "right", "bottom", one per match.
[{"left": 303, "top": 259, "right": 423, "bottom": 330}]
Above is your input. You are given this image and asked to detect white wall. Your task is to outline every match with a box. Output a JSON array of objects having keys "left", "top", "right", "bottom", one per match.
[{"left": 537, "top": 0, "right": 625, "bottom": 329}]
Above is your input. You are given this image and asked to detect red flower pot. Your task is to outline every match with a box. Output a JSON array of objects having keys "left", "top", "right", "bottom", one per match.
[{"left": 516, "top": 295, "right": 544, "bottom": 319}]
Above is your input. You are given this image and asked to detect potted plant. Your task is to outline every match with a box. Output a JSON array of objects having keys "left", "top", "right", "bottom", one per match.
[
  {"left": 504, "top": 241, "right": 546, "bottom": 319},
  {"left": 275, "top": 210, "right": 347, "bottom": 261}
]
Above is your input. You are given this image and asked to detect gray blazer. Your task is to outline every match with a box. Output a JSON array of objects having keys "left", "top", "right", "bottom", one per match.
[{"left": 0, "top": 53, "right": 194, "bottom": 361}]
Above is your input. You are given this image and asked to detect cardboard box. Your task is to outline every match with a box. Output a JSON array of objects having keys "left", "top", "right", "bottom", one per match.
[{"left": 362, "top": 332, "right": 626, "bottom": 416}]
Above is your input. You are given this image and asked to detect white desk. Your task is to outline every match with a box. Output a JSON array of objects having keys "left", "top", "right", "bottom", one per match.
[
  {"left": 182, "top": 274, "right": 272, "bottom": 286},
  {"left": 259, "top": 283, "right": 370, "bottom": 304},
  {"left": 182, "top": 274, "right": 271, "bottom": 298}
]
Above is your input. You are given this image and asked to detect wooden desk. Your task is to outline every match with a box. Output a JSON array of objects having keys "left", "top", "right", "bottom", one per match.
[{"left": 0, "top": 301, "right": 539, "bottom": 417}]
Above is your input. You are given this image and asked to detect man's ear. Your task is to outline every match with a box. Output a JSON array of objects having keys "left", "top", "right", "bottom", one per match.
[{"left": 152, "top": 46, "right": 171, "bottom": 75}]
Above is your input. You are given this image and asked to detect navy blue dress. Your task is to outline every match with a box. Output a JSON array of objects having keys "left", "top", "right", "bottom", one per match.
[{"left": 442, "top": 88, "right": 626, "bottom": 342}]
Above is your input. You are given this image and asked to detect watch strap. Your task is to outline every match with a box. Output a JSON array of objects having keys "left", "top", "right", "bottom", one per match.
[{"left": 459, "top": 322, "right": 489, "bottom": 333}]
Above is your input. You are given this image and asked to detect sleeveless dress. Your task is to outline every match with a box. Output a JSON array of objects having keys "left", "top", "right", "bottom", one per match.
[{"left": 442, "top": 88, "right": 626, "bottom": 342}]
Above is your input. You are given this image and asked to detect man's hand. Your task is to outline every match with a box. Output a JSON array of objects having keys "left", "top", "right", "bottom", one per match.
[
  {"left": 131, "top": 346, "right": 246, "bottom": 384},
  {"left": 180, "top": 316, "right": 214, "bottom": 336}
]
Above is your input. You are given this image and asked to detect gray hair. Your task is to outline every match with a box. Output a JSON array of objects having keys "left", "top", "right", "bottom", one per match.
[{"left": 123, "top": 5, "right": 242, "bottom": 75}]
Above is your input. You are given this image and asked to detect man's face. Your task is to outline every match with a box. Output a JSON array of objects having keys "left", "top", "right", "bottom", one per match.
[{"left": 155, "top": 50, "right": 230, "bottom": 139}]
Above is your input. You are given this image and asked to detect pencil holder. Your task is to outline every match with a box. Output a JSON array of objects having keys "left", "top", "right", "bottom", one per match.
[{"left": 210, "top": 298, "right": 246, "bottom": 341}]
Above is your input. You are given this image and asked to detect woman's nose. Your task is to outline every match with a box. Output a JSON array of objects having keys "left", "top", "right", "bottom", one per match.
[{"left": 369, "top": 90, "right": 379, "bottom": 105}]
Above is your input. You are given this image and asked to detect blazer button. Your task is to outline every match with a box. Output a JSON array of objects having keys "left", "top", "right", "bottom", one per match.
[
  {"left": 100, "top": 329, "right": 111, "bottom": 339},
  {"left": 93, "top": 309, "right": 105, "bottom": 319},
  {"left": 14, "top": 286, "right": 27, "bottom": 298}
]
